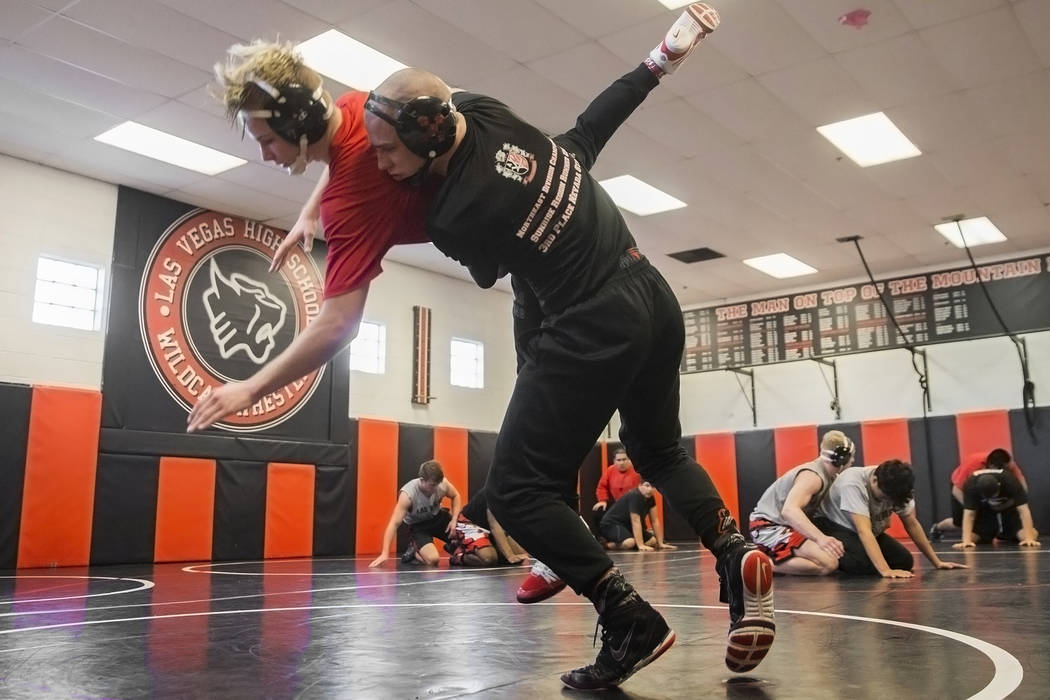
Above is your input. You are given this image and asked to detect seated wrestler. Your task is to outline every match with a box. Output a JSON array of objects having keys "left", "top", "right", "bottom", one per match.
[
  {"left": 748, "top": 430, "right": 854, "bottom": 576},
  {"left": 952, "top": 469, "right": 1040, "bottom": 549},
  {"left": 599, "top": 482, "right": 676, "bottom": 551},
  {"left": 368, "top": 460, "right": 461, "bottom": 567}
]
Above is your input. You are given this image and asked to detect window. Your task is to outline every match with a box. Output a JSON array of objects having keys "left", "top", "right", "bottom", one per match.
[
  {"left": 450, "top": 337, "right": 484, "bottom": 389},
  {"left": 349, "top": 320, "right": 386, "bottom": 373},
  {"left": 32, "top": 256, "right": 106, "bottom": 331}
]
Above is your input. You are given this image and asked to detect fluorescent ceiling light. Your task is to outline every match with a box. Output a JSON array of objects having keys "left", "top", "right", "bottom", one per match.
[
  {"left": 296, "top": 30, "right": 406, "bottom": 90},
  {"left": 934, "top": 216, "right": 1007, "bottom": 248},
  {"left": 816, "top": 112, "right": 921, "bottom": 167},
  {"left": 743, "top": 253, "right": 818, "bottom": 279},
  {"left": 94, "top": 122, "right": 245, "bottom": 175},
  {"left": 658, "top": 1, "right": 693, "bottom": 8},
  {"left": 598, "top": 175, "right": 686, "bottom": 216}
]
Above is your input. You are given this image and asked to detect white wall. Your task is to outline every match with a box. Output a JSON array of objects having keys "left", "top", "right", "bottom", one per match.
[
  {"left": 0, "top": 155, "right": 517, "bottom": 431},
  {"left": 0, "top": 155, "right": 117, "bottom": 388},
  {"left": 349, "top": 260, "right": 515, "bottom": 431},
  {"left": 677, "top": 330, "right": 1050, "bottom": 434}
]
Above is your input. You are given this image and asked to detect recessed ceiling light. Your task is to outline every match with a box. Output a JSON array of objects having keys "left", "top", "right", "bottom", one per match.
[
  {"left": 934, "top": 216, "right": 1007, "bottom": 248},
  {"left": 743, "top": 253, "right": 818, "bottom": 278},
  {"left": 94, "top": 122, "right": 245, "bottom": 175},
  {"left": 816, "top": 112, "right": 921, "bottom": 167},
  {"left": 296, "top": 30, "right": 406, "bottom": 90},
  {"left": 598, "top": 175, "right": 686, "bottom": 216}
]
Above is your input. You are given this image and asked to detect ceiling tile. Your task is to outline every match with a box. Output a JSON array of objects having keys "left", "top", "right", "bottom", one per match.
[
  {"left": 891, "top": 0, "right": 1005, "bottom": 29},
  {"left": 836, "top": 32, "right": 963, "bottom": 107},
  {"left": 0, "top": 0, "right": 52, "bottom": 41},
  {"left": 1013, "top": 0, "right": 1050, "bottom": 67},
  {"left": 688, "top": 78, "right": 812, "bottom": 143},
  {"left": 18, "top": 16, "right": 210, "bottom": 98},
  {"left": 339, "top": 1, "right": 518, "bottom": 87},
  {"left": 413, "top": 0, "right": 585, "bottom": 63},
  {"left": 280, "top": 0, "right": 389, "bottom": 25},
  {"left": 708, "top": 0, "right": 827, "bottom": 76},
  {"left": 156, "top": 0, "right": 329, "bottom": 43},
  {"left": 778, "top": 0, "right": 912, "bottom": 53},
  {"left": 920, "top": 6, "right": 1039, "bottom": 88},
  {"left": 63, "top": 0, "right": 242, "bottom": 72},
  {"left": 628, "top": 98, "right": 744, "bottom": 159},
  {"left": 528, "top": 42, "right": 635, "bottom": 104},
  {"left": 531, "top": 0, "right": 667, "bottom": 39},
  {"left": 758, "top": 56, "right": 878, "bottom": 125}
]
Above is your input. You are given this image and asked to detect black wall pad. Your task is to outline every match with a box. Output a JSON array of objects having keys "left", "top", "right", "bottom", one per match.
[
  {"left": 0, "top": 383, "right": 32, "bottom": 570},
  {"left": 734, "top": 429, "right": 777, "bottom": 528},
  {"left": 396, "top": 424, "right": 435, "bottom": 554},
  {"left": 467, "top": 431, "right": 498, "bottom": 501},
  {"left": 1009, "top": 406, "right": 1050, "bottom": 533},
  {"left": 313, "top": 465, "right": 354, "bottom": 557},
  {"left": 100, "top": 429, "right": 349, "bottom": 466},
  {"left": 818, "top": 421, "right": 865, "bottom": 468},
  {"left": 910, "top": 415, "right": 960, "bottom": 525},
  {"left": 212, "top": 460, "right": 267, "bottom": 561},
  {"left": 91, "top": 453, "right": 160, "bottom": 565}
]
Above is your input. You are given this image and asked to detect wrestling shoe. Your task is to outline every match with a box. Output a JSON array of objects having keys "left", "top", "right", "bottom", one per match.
[
  {"left": 516, "top": 560, "right": 567, "bottom": 604},
  {"left": 715, "top": 533, "right": 776, "bottom": 673},
  {"left": 647, "top": 2, "right": 720, "bottom": 76},
  {"left": 400, "top": 541, "right": 420, "bottom": 564},
  {"left": 928, "top": 523, "right": 943, "bottom": 542},
  {"left": 560, "top": 571, "right": 676, "bottom": 691}
]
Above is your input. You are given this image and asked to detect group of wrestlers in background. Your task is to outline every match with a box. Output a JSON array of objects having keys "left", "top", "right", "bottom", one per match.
[{"left": 374, "top": 435, "right": 1038, "bottom": 589}]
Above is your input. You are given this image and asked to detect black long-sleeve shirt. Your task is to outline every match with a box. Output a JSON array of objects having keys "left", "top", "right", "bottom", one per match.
[{"left": 427, "top": 65, "right": 660, "bottom": 315}]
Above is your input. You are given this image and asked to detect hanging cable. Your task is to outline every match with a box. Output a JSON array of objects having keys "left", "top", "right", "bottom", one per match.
[
  {"left": 838, "top": 235, "right": 937, "bottom": 513},
  {"left": 947, "top": 216, "right": 1038, "bottom": 442}
]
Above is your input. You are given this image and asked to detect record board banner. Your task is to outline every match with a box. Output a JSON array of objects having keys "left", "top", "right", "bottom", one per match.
[
  {"left": 681, "top": 252, "right": 1050, "bottom": 374},
  {"left": 103, "top": 186, "right": 348, "bottom": 440}
]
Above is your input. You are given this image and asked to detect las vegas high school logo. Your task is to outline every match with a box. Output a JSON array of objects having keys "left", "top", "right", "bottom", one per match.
[{"left": 139, "top": 209, "right": 325, "bottom": 432}]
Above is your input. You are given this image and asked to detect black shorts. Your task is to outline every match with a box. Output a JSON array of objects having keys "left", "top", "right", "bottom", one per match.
[
  {"left": 407, "top": 509, "right": 452, "bottom": 549},
  {"left": 599, "top": 520, "right": 653, "bottom": 545},
  {"left": 973, "top": 506, "right": 1023, "bottom": 542}
]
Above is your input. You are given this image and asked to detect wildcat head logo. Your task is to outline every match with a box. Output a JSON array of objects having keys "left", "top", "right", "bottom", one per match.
[
  {"left": 139, "top": 209, "right": 325, "bottom": 432},
  {"left": 202, "top": 258, "right": 287, "bottom": 363}
]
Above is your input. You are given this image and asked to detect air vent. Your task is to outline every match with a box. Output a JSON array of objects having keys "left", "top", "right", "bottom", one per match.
[{"left": 668, "top": 247, "right": 725, "bottom": 264}]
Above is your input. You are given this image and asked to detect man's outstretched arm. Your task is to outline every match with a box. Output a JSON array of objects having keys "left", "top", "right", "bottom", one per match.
[{"left": 187, "top": 284, "right": 369, "bottom": 431}]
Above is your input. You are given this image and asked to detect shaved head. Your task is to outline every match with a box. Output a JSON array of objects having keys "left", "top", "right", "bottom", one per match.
[{"left": 374, "top": 68, "right": 452, "bottom": 104}]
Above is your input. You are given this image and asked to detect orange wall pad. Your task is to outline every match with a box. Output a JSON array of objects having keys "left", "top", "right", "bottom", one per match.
[
  {"left": 774, "top": 425, "right": 817, "bottom": 477},
  {"left": 18, "top": 386, "right": 102, "bottom": 568},
  {"left": 696, "top": 433, "right": 740, "bottom": 526},
  {"left": 955, "top": 410, "right": 1011, "bottom": 462},
  {"left": 356, "top": 419, "right": 399, "bottom": 555},
  {"left": 434, "top": 427, "right": 469, "bottom": 496},
  {"left": 860, "top": 419, "right": 911, "bottom": 538},
  {"left": 154, "top": 457, "right": 216, "bottom": 563},
  {"left": 264, "top": 463, "right": 316, "bottom": 559}
]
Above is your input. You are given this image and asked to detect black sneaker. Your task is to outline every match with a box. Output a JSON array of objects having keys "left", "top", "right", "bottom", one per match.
[
  {"left": 928, "top": 524, "right": 943, "bottom": 542},
  {"left": 560, "top": 571, "right": 676, "bottom": 691},
  {"left": 715, "top": 534, "right": 776, "bottom": 673},
  {"left": 400, "top": 542, "right": 419, "bottom": 564}
]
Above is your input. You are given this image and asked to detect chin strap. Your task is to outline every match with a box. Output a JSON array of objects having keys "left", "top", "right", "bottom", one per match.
[
  {"left": 285, "top": 134, "right": 309, "bottom": 175},
  {"left": 404, "top": 157, "right": 435, "bottom": 188}
]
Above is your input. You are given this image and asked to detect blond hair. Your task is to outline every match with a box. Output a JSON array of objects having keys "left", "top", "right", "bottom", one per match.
[
  {"left": 212, "top": 39, "right": 328, "bottom": 122},
  {"left": 820, "top": 430, "right": 850, "bottom": 453}
]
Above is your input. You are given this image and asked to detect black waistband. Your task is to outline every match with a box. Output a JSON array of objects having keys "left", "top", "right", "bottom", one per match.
[{"left": 618, "top": 247, "right": 645, "bottom": 269}]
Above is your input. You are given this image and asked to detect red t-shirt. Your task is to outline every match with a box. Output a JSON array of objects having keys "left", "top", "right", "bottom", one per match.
[
  {"left": 950, "top": 452, "right": 1024, "bottom": 488},
  {"left": 320, "top": 92, "right": 431, "bottom": 298},
  {"left": 596, "top": 465, "right": 642, "bottom": 503}
]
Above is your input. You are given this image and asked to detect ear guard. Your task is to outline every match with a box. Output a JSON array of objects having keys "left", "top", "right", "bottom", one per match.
[
  {"left": 364, "top": 92, "right": 456, "bottom": 159},
  {"left": 239, "top": 76, "right": 331, "bottom": 145},
  {"left": 823, "top": 437, "right": 855, "bottom": 468}
]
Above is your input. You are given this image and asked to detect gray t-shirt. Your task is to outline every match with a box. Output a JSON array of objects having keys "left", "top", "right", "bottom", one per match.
[
  {"left": 750, "top": 458, "right": 833, "bottom": 524},
  {"left": 400, "top": 478, "right": 450, "bottom": 525},
  {"left": 819, "top": 465, "right": 914, "bottom": 535}
]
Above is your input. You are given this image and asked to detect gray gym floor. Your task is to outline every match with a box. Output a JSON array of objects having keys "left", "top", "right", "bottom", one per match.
[{"left": 0, "top": 543, "right": 1044, "bottom": 698}]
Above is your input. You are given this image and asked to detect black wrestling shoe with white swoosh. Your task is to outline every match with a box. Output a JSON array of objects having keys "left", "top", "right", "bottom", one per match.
[{"left": 560, "top": 571, "right": 676, "bottom": 691}]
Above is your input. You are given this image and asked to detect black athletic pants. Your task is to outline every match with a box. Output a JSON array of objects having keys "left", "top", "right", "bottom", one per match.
[
  {"left": 486, "top": 258, "right": 733, "bottom": 595},
  {"left": 814, "top": 517, "right": 914, "bottom": 575}
]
